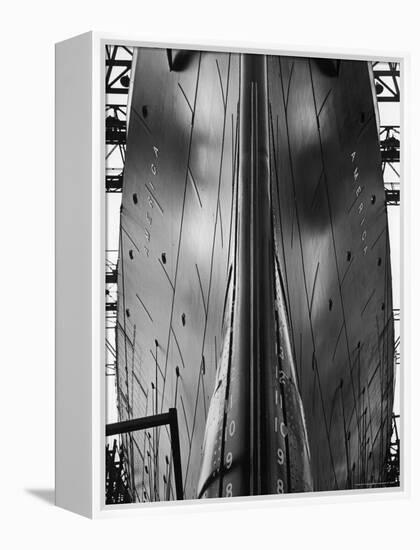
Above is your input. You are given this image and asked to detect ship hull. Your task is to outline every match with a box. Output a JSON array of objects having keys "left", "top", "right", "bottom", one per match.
[{"left": 113, "top": 48, "right": 394, "bottom": 502}]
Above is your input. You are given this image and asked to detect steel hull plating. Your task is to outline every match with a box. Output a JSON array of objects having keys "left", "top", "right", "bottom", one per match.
[{"left": 114, "top": 49, "right": 394, "bottom": 502}]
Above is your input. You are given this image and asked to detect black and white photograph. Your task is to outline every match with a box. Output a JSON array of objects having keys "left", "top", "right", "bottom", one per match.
[
  {"left": 105, "top": 45, "right": 400, "bottom": 504},
  {"left": 6, "top": 0, "right": 420, "bottom": 546}
]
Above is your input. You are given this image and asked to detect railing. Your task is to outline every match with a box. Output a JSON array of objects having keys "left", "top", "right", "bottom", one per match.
[{"left": 106, "top": 408, "right": 184, "bottom": 501}]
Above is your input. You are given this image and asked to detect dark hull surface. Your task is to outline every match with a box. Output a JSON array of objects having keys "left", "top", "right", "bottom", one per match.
[{"left": 114, "top": 48, "right": 394, "bottom": 502}]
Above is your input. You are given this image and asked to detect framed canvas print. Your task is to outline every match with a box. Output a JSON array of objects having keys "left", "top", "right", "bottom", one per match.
[{"left": 55, "top": 32, "right": 406, "bottom": 518}]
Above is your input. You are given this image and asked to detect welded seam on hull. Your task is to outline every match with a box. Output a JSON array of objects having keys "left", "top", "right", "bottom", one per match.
[
  {"left": 119, "top": 220, "right": 132, "bottom": 425},
  {"left": 121, "top": 224, "right": 140, "bottom": 252},
  {"left": 361, "top": 288, "right": 377, "bottom": 317},
  {"left": 339, "top": 382, "right": 352, "bottom": 488},
  {"left": 332, "top": 321, "right": 345, "bottom": 361},
  {"left": 135, "top": 293, "right": 154, "bottom": 323},
  {"left": 183, "top": 54, "right": 233, "bottom": 493},
  {"left": 158, "top": 257, "right": 175, "bottom": 291},
  {"left": 227, "top": 105, "right": 240, "bottom": 278},
  {"left": 158, "top": 53, "right": 203, "bottom": 432},
  {"left": 279, "top": 59, "right": 339, "bottom": 490},
  {"left": 370, "top": 226, "right": 386, "bottom": 250},
  {"left": 132, "top": 106, "right": 153, "bottom": 135},
  {"left": 309, "top": 261, "right": 320, "bottom": 317},
  {"left": 195, "top": 263, "right": 208, "bottom": 317},
  {"left": 308, "top": 58, "right": 364, "bottom": 480},
  {"left": 216, "top": 114, "right": 240, "bottom": 497},
  {"left": 285, "top": 61, "right": 295, "bottom": 112},
  {"left": 215, "top": 58, "right": 226, "bottom": 108},
  {"left": 317, "top": 88, "right": 332, "bottom": 118},
  {"left": 188, "top": 167, "right": 203, "bottom": 208},
  {"left": 177, "top": 82, "right": 194, "bottom": 114},
  {"left": 145, "top": 182, "right": 164, "bottom": 215},
  {"left": 149, "top": 347, "right": 165, "bottom": 379},
  {"left": 217, "top": 198, "right": 224, "bottom": 248},
  {"left": 340, "top": 256, "right": 354, "bottom": 287},
  {"left": 267, "top": 90, "right": 297, "bottom": 365},
  {"left": 170, "top": 326, "right": 185, "bottom": 370}
]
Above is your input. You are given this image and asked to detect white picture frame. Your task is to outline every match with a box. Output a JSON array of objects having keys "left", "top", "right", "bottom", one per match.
[{"left": 55, "top": 31, "right": 409, "bottom": 518}]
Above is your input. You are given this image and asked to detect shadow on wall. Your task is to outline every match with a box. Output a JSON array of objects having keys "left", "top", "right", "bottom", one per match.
[{"left": 25, "top": 488, "right": 55, "bottom": 505}]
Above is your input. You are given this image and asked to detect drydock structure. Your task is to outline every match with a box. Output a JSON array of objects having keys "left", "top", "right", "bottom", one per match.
[{"left": 106, "top": 48, "right": 398, "bottom": 503}]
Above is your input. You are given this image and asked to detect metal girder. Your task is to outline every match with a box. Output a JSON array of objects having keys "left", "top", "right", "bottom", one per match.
[
  {"left": 106, "top": 116, "right": 126, "bottom": 145},
  {"left": 385, "top": 189, "right": 400, "bottom": 206},
  {"left": 380, "top": 126, "right": 400, "bottom": 206},
  {"left": 384, "top": 414, "right": 400, "bottom": 486},
  {"left": 106, "top": 440, "right": 132, "bottom": 504},
  {"left": 374, "top": 70, "right": 400, "bottom": 77},
  {"left": 105, "top": 101, "right": 128, "bottom": 192},
  {"left": 106, "top": 174, "right": 123, "bottom": 193},
  {"left": 105, "top": 45, "right": 133, "bottom": 95},
  {"left": 373, "top": 62, "right": 400, "bottom": 103},
  {"left": 106, "top": 408, "right": 184, "bottom": 500},
  {"left": 106, "top": 266, "right": 118, "bottom": 284}
]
